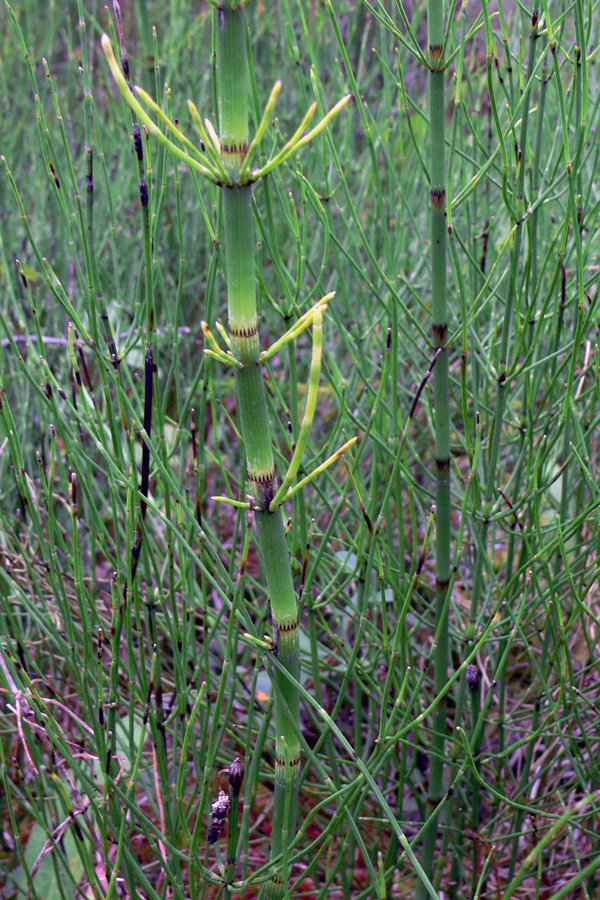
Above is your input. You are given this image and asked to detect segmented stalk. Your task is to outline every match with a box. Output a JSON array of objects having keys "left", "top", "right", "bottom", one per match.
[
  {"left": 102, "top": 4, "right": 348, "bottom": 887},
  {"left": 215, "top": 4, "right": 300, "bottom": 895},
  {"left": 417, "top": 0, "right": 450, "bottom": 892}
]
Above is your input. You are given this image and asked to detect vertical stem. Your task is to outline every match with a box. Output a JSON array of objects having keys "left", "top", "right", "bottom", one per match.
[
  {"left": 215, "top": 5, "right": 300, "bottom": 895},
  {"left": 418, "top": 0, "right": 450, "bottom": 893},
  {"left": 496, "top": 9, "right": 543, "bottom": 773}
]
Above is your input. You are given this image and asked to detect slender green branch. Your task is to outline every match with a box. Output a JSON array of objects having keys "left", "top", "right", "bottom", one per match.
[
  {"left": 252, "top": 94, "right": 351, "bottom": 180},
  {"left": 259, "top": 295, "right": 333, "bottom": 363},
  {"left": 101, "top": 34, "right": 221, "bottom": 182},
  {"left": 275, "top": 437, "right": 358, "bottom": 507},
  {"left": 270, "top": 305, "right": 324, "bottom": 509}
]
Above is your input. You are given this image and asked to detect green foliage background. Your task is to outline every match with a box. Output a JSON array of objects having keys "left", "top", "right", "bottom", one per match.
[{"left": 1, "top": 1, "right": 600, "bottom": 898}]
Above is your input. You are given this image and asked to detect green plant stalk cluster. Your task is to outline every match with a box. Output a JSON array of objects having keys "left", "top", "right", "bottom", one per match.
[{"left": 3, "top": 0, "right": 600, "bottom": 896}]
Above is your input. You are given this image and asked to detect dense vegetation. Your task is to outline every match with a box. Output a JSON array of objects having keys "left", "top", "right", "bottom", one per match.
[{"left": 1, "top": 1, "right": 600, "bottom": 897}]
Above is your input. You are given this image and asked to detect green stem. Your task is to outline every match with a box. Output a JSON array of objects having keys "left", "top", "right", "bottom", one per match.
[
  {"left": 215, "top": 5, "right": 300, "bottom": 894},
  {"left": 417, "top": 0, "right": 450, "bottom": 893}
]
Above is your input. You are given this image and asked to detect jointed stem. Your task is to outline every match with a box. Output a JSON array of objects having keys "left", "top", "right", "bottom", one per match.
[
  {"left": 102, "top": 4, "right": 349, "bottom": 892},
  {"left": 216, "top": 5, "right": 300, "bottom": 893},
  {"left": 417, "top": 0, "right": 451, "bottom": 893}
]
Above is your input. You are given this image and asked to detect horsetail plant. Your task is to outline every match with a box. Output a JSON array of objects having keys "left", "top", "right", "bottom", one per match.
[
  {"left": 416, "top": 0, "right": 451, "bottom": 892},
  {"left": 102, "top": 4, "right": 350, "bottom": 894}
]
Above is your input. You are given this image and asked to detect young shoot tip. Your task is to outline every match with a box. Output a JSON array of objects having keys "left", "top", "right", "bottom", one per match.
[
  {"left": 101, "top": 33, "right": 126, "bottom": 85},
  {"left": 212, "top": 495, "right": 251, "bottom": 509},
  {"left": 203, "top": 118, "right": 221, "bottom": 152},
  {"left": 242, "top": 633, "right": 274, "bottom": 652}
]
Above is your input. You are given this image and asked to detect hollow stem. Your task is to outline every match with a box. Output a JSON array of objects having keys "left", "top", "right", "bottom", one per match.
[
  {"left": 417, "top": 0, "right": 450, "bottom": 893},
  {"left": 215, "top": 4, "right": 300, "bottom": 895}
]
